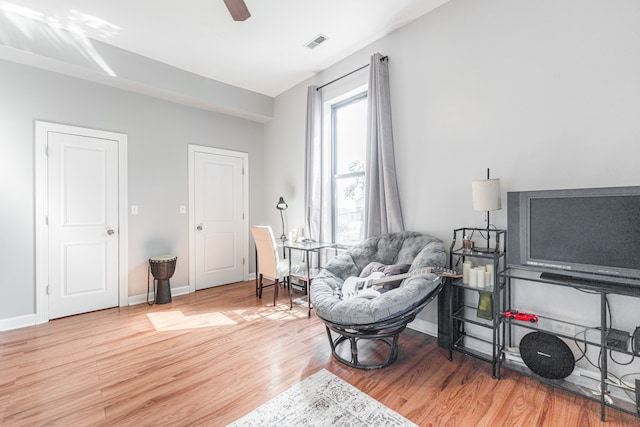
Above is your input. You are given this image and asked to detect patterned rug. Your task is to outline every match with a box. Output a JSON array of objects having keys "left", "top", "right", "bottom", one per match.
[
  {"left": 227, "top": 369, "right": 416, "bottom": 427},
  {"left": 291, "top": 296, "right": 310, "bottom": 308}
]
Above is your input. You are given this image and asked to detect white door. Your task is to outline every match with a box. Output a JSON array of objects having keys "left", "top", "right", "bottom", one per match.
[
  {"left": 191, "top": 147, "right": 247, "bottom": 290},
  {"left": 47, "top": 131, "right": 120, "bottom": 319}
]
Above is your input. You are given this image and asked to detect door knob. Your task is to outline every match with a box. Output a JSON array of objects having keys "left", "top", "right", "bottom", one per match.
[
  {"left": 107, "top": 229, "right": 115, "bottom": 235},
  {"left": 197, "top": 224, "right": 204, "bottom": 231}
]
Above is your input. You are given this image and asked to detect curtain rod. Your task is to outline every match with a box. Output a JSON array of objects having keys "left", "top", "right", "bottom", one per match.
[{"left": 316, "top": 55, "right": 388, "bottom": 91}]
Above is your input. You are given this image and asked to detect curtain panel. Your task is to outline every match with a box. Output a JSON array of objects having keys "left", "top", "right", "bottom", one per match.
[
  {"left": 304, "top": 85, "right": 323, "bottom": 242},
  {"left": 364, "top": 53, "right": 404, "bottom": 237}
]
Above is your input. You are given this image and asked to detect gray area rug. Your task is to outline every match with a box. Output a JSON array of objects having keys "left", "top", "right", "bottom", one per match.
[
  {"left": 226, "top": 369, "right": 417, "bottom": 427},
  {"left": 291, "top": 296, "right": 310, "bottom": 308}
]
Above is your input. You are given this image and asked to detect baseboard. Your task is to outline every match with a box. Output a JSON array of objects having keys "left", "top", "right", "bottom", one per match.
[
  {"left": 0, "top": 314, "right": 38, "bottom": 331},
  {"left": 1, "top": 285, "right": 194, "bottom": 330},
  {"left": 408, "top": 318, "right": 438, "bottom": 338},
  {"left": 128, "top": 285, "right": 191, "bottom": 306}
]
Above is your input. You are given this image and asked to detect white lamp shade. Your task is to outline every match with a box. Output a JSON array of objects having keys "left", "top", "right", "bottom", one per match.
[{"left": 472, "top": 178, "right": 502, "bottom": 211}]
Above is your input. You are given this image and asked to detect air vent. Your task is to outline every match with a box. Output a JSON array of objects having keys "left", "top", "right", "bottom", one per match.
[{"left": 305, "top": 34, "right": 328, "bottom": 49}]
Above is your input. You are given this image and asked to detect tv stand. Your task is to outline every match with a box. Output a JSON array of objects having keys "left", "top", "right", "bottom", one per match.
[
  {"left": 500, "top": 267, "right": 640, "bottom": 421},
  {"left": 539, "top": 271, "right": 617, "bottom": 286}
]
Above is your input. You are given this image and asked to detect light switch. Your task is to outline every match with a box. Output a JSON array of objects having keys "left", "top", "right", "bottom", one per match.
[
  {"left": 179, "top": 205, "right": 187, "bottom": 214},
  {"left": 131, "top": 205, "right": 139, "bottom": 215}
]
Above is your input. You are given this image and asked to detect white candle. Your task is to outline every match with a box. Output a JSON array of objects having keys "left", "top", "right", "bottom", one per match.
[
  {"left": 485, "top": 264, "right": 494, "bottom": 285},
  {"left": 485, "top": 271, "right": 492, "bottom": 288},
  {"left": 462, "top": 261, "right": 472, "bottom": 285},
  {"left": 468, "top": 267, "right": 477, "bottom": 287},
  {"left": 476, "top": 267, "right": 486, "bottom": 288}
]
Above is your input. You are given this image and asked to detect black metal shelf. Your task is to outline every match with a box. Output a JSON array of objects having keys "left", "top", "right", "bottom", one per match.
[
  {"left": 501, "top": 267, "right": 640, "bottom": 298},
  {"left": 452, "top": 305, "right": 494, "bottom": 329},
  {"left": 450, "top": 278, "right": 498, "bottom": 293},
  {"left": 446, "top": 227, "right": 506, "bottom": 379},
  {"left": 501, "top": 315, "right": 601, "bottom": 348},
  {"left": 500, "top": 266, "right": 640, "bottom": 421}
]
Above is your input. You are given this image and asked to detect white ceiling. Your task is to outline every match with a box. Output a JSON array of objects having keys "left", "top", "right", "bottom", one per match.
[{"left": 0, "top": 0, "right": 448, "bottom": 97}]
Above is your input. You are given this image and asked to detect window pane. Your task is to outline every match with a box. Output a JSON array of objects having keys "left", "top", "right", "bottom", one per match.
[
  {"left": 334, "top": 97, "right": 367, "bottom": 175},
  {"left": 335, "top": 175, "right": 365, "bottom": 245}
]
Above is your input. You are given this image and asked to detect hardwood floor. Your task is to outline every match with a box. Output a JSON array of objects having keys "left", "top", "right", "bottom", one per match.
[{"left": 1, "top": 281, "right": 637, "bottom": 426}]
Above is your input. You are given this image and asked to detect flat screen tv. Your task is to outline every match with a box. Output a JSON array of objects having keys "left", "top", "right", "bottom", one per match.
[{"left": 507, "top": 186, "right": 640, "bottom": 284}]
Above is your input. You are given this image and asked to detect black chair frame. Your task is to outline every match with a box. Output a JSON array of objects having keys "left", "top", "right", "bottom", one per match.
[{"left": 318, "top": 280, "right": 445, "bottom": 370}]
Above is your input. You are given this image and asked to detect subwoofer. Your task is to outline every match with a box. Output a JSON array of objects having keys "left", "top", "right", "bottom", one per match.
[{"left": 519, "top": 332, "right": 575, "bottom": 379}]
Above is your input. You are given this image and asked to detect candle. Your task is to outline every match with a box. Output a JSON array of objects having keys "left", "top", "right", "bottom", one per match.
[
  {"left": 485, "top": 264, "right": 494, "bottom": 285},
  {"left": 462, "top": 261, "right": 473, "bottom": 285},
  {"left": 476, "top": 267, "right": 486, "bottom": 288},
  {"left": 468, "top": 267, "right": 477, "bottom": 287}
]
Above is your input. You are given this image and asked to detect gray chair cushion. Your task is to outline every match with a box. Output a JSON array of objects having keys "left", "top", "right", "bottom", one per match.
[{"left": 311, "top": 231, "right": 446, "bottom": 325}]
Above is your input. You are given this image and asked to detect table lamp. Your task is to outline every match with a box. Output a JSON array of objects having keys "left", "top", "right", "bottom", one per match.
[
  {"left": 472, "top": 168, "right": 501, "bottom": 253},
  {"left": 276, "top": 196, "right": 288, "bottom": 243}
]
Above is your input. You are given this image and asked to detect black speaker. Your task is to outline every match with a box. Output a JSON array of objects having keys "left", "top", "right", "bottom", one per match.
[
  {"left": 635, "top": 379, "right": 640, "bottom": 415},
  {"left": 636, "top": 378, "right": 640, "bottom": 415},
  {"left": 437, "top": 278, "right": 463, "bottom": 349},
  {"left": 633, "top": 327, "right": 640, "bottom": 356},
  {"left": 519, "top": 332, "right": 575, "bottom": 380}
]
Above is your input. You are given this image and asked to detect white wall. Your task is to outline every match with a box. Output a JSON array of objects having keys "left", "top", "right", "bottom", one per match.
[
  {"left": 0, "top": 59, "right": 265, "bottom": 322},
  {"left": 264, "top": 0, "right": 640, "bottom": 373}
]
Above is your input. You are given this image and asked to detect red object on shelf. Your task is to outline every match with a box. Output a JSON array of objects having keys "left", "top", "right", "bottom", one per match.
[{"left": 502, "top": 309, "right": 539, "bottom": 323}]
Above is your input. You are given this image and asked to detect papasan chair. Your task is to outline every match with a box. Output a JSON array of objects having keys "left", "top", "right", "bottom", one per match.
[{"left": 311, "top": 231, "right": 447, "bottom": 369}]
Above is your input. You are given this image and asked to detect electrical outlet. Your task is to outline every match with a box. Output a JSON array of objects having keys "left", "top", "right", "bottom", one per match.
[
  {"left": 131, "top": 205, "right": 139, "bottom": 215},
  {"left": 551, "top": 320, "right": 576, "bottom": 336}
]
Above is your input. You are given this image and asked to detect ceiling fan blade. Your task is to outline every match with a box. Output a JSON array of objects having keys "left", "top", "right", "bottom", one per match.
[{"left": 223, "top": 0, "right": 251, "bottom": 21}]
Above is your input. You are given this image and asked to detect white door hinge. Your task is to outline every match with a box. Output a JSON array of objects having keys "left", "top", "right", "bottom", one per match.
[{"left": 46, "top": 285, "right": 50, "bottom": 295}]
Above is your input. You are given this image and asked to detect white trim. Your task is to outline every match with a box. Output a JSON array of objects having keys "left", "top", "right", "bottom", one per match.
[
  {"left": 0, "top": 314, "right": 38, "bottom": 332},
  {"left": 188, "top": 145, "right": 249, "bottom": 293},
  {"left": 35, "top": 122, "right": 49, "bottom": 324},
  {"left": 35, "top": 121, "right": 129, "bottom": 323},
  {"left": 118, "top": 135, "right": 129, "bottom": 307}
]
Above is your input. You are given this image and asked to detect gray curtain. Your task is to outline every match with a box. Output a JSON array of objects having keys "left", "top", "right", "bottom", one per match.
[
  {"left": 304, "top": 85, "right": 323, "bottom": 241},
  {"left": 364, "top": 53, "right": 404, "bottom": 237}
]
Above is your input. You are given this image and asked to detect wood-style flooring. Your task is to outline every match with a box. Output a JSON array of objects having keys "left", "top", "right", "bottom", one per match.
[{"left": 1, "top": 281, "right": 638, "bottom": 426}]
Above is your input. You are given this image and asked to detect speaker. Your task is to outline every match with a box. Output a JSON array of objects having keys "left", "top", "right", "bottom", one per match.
[
  {"left": 437, "top": 279, "right": 463, "bottom": 349},
  {"left": 633, "top": 327, "right": 640, "bottom": 356},
  {"left": 519, "top": 332, "right": 575, "bottom": 380},
  {"left": 635, "top": 379, "right": 640, "bottom": 415}
]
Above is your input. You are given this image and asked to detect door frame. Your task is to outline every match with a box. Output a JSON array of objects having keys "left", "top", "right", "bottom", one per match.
[
  {"left": 35, "top": 121, "right": 128, "bottom": 324},
  {"left": 188, "top": 144, "right": 249, "bottom": 292}
]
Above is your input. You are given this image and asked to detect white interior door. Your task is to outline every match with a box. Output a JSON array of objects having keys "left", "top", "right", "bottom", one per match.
[
  {"left": 191, "top": 147, "right": 246, "bottom": 290},
  {"left": 47, "top": 131, "right": 120, "bottom": 319}
]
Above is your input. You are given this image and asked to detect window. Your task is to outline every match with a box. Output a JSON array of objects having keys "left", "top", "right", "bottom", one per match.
[{"left": 331, "top": 91, "right": 367, "bottom": 245}]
